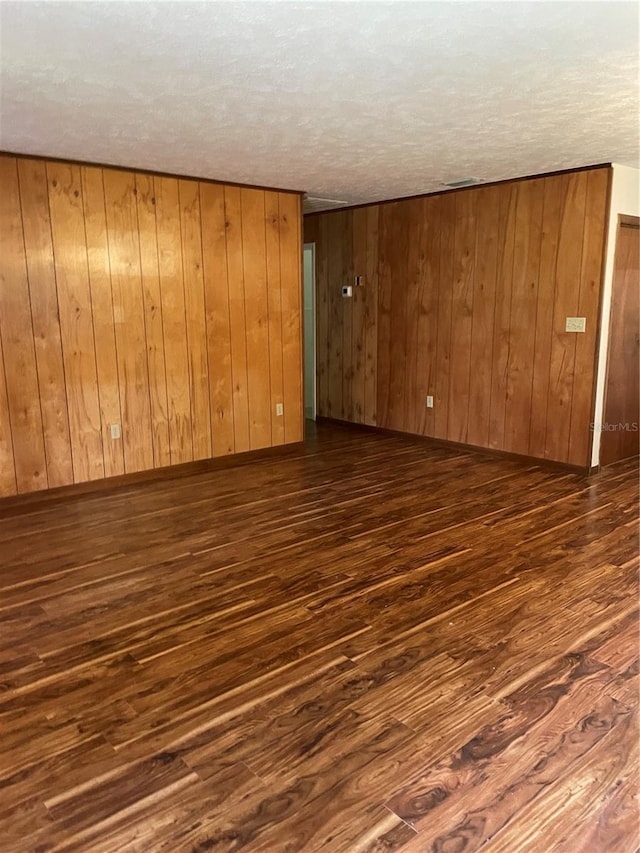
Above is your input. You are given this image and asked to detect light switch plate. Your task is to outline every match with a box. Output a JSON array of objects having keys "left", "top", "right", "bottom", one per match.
[
  {"left": 110, "top": 424, "right": 121, "bottom": 439},
  {"left": 426, "top": 396, "right": 434, "bottom": 408},
  {"left": 565, "top": 317, "right": 586, "bottom": 333}
]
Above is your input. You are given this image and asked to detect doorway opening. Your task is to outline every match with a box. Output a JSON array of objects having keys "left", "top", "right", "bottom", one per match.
[{"left": 303, "top": 243, "right": 316, "bottom": 423}]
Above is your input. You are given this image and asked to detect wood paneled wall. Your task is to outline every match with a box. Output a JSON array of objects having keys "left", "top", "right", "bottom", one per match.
[
  {"left": 305, "top": 167, "right": 611, "bottom": 467},
  {"left": 0, "top": 154, "right": 302, "bottom": 496}
]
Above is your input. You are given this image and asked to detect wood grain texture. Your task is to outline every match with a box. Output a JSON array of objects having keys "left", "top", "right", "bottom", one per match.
[
  {"left": 326, "top": 212, "right": 347, "bottom": 420},
  {"left": 82, "top": 165, "right": 126, "bottom": 479},
  {"left": 0, "top": 157, "right": 48, "bottom": 493},
  {"left": 0, "top": 342, "right": 16, "bottom": 496},
  {"left": 224, "top": 186, "right": 251, "bottom": 453},
  {"left": 102, "top": 169, "right": 153, "bottom": 474},
  {"left": 413, "top": 196, "right": 439, "bottom": 438},
  {"left": 351, "top": 209, "right": 367, "bottom": 423},
  {"left": 241, "top": 188, "right": 272, "bottom": 450},
  {"left": 279, "top": 193, "right": 303, "bottom": 442},
  {"left": 179, "top": 179, "right": 212, "bottom": 461},
  {"left": 488, "top": 182, "right": 517, "bottom": 451},
  {"left": 448, "top": 191, "right": 476, "bottom": 443},
  {"left": 309, "top": 215, "right": 330, "bottom": 419},
  {"left": 467, "top": 185, "right": 499, "bottom": 448},
  {"left": 265, "top": 191, "right": 285, "bottom": 446},
  {"left": 341, "top": 212, "right": 354, "bottom": 422},
  {"left": 17, "top": 158, "right": 74, "bottom": 489},
  {"left": 435, "top": 192, "right": 456, "bottom": 440},
  {"left": 403, "top": 199, "right": 424, "bottom": 435},
  {"left": 0, "top": 153, "right": 303, "bottom": 495},
  {"left": 528, "top": 175, "right": 563, "bottom": 459},
  {"left": 503, "top": 177, "right": 544, "bottom": 456},
  {"left": 47, "top": 162, "right": 104, "bottom": 483},
  {"left": 307, "top": 167, "right": 611, "bottom": 466},
  {"left": 568, "top": 168, "right": 610, "bottom": 466},
  {"left": 154, "top": 175, "right": 193, "bottom": 466},
  {"left": 601, "top": 218, "right": 640, "bottom": 465},
  {"left": 383, "top": 202, "right": 410, "bottom": 432},
  {"left": 364, "top": 206, "right": 379, "bottom": 426},
  {"left": 135, "top": 172, "right": 171, "bottom": 470},
  {"left": 0, "top": 422, "right": 636, "bottom": 851},
  {"left": 545, "top": 172, "right": 587, "bottom": 462},
  {"left": 200, "top": 183, "right": 235, "bottom": 457}
]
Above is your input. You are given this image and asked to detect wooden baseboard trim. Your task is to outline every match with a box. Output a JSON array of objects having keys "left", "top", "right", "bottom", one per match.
[
  {"left": 316, "top": 417, "right": 592, "bottom": 475},
  {"left": 0, "top": 441, "right": 305, "bottom": 515}
]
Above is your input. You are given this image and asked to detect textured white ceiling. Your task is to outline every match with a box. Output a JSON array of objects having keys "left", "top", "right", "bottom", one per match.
[{"left": 1, "top": 1, "right": 638, "bottom": 211}]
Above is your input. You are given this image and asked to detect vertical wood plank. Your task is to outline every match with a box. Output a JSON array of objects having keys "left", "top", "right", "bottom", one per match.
[
  {"left": 180, "top": 180, "right": 212, "bottom": 460},
  {"left": 568, "top": 168, "right": 609, "bottom": 466},
  {"left": 341, "top": 211, "right": 354, "bottom": 422},
  {"left": 544, "top": 172, "right": 587, "bottom": 462},
  {"left": 200, "top": 183, "right": 234, "bottom": 456},
  {"left": 102, "top": 169, "right": 153, "bottom": 473},
  {"left": 488, "top": 183, "right": 517, "bottom": 450},
  {"left": 241, "top": 188, "right": 272, "bottom": 450},
  {"left": 316, "top": 217, "right": 331, "bottom": 419},
  {"left": 385, "top": 203, "right": 410, "bottom": 432},
  {"left": 376, "top": 206, "right": 392, "bottom": 430},
  {"left": 47, "top": 161, "right": 104, "bottom": 483},
  {"left": 81, "top": 166, "right": 125, "bottom": 479},
  {"left": 0, "top": 335, "right": 17, "bottom": 496},
  {"left": 467, "top": 185, "right": 500, "bottom": 448},
  {"left": 134, "top": 172, "right": 170, "bottom": 469},
  {"left": 504, "top": 178, "right": 544, "bottom": 455},
  {"left": 404, "top": 199, "right": 424, "bottom": 435},
  {"left": 448, "top": 191, "right": 477, "bottom": 443},
  {"left": 434, "top": 193, "right": 456, "bottom": 439},
  {"left": 224, "top": 186, "right": 250, "bottom": 452},
  {"left": 0, "top": 157, "right": 43, "bottom": 492},
  {"left": 363, "top": 206, "right": 379, "bottom": 427},
  {"left": 601, "top": 218, "right": 640, "bottom": 464},
  {"left": 351, "top": 209, "right": 368, "bottom": 424},
  {"left": 265, "top": 191, "right": 285, "bottom": 444},
  {"left": 529, "top": 175, "right": 563, "bottom": 459},
  {"left": 18, "top": 158, "right": 73, "bottom": 487},
  {"left": 415, "top": 196, "right": 441, "bottom": 437},
  {"left": 326, "top": 212, "right": 344, "bottom": 419},
  {"left": 279, "top": 192, "right": 303, "bottom": 442},
  {"left": 154, "top": 176, "right": 193, "bottom": 464}
]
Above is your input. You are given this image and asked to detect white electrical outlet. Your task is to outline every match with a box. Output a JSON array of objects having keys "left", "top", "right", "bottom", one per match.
[
  {"left": 110, "top": 424, "right": 121, "bottom": 439},
  {"left": 276, "top": 403, "right": 284, "bottom": 417},
  {"left": 565, "top": 317, "right": 586, "bottom": 333},
  {"left": 341, "top": 285, "right": 353, "bottom": 298},
  {"left": 426, "top": 396, "right": 434, "bottom": 408}
]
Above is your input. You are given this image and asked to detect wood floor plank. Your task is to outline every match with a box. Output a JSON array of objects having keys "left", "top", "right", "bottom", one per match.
[{"left": 0, "top": 422, "right": 637, "bottom": 851}]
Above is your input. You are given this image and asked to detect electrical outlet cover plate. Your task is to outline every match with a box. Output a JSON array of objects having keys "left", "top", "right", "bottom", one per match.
[
  {"left": 342, "top": 285, "right": 353, "bottom": 298},
  {"left": 565, "top": 317, "right": 586, "bottom": 333},
  {"left": 426, "top": 396, "right": 434, "bottom": 408}
]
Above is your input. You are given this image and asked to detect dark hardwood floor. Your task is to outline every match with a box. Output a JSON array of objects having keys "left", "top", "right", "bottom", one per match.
[{"left": 0, "top": 423, "right": 638, "bottom": 852}]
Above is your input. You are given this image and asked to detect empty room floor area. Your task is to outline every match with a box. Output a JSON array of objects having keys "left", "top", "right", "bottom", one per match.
[{"left": 0, "top": 423, "right": 638, "bottom": 851}]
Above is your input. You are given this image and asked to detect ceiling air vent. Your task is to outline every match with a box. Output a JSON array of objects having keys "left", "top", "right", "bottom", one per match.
[
  {"left": 441, "top": 177, "right": 482, "bottom": 189},
  {"left": 304, "top": 195, "right": 349, "bottom": 214}
]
